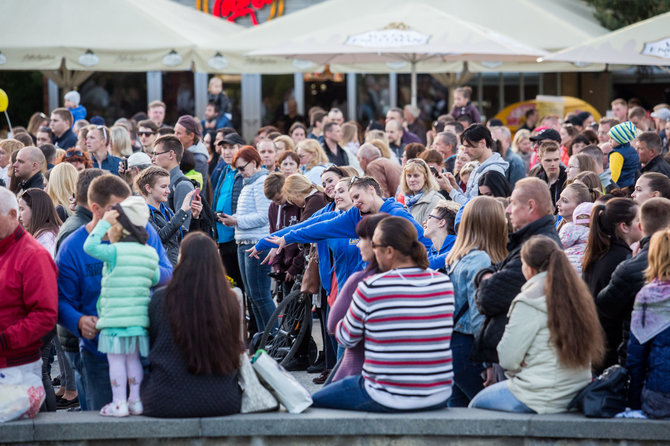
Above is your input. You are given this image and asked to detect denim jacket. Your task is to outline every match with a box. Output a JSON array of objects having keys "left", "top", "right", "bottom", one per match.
[{"left": 447, "top": 249, "right": 490, "bottom": 336}]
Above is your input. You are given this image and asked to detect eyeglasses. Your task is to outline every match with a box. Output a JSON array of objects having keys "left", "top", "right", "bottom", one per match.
[
  {"left": 138, "top": 131, "right": 155, "bottom": 137},
  {"left": 151, "top": 150, "right": 171, "bottom": 157},
  {"left": 370, "top": 241, "right": 389, "bottom": 249},
  {"left": 427, "top": 214, "right": 443, "bottom": 221},
  {"left": 236, "top": 161, "right": 250, "bottom": 171},
  {"left": 349, "top": 175, "right": 360, "bottom": 186},
  {"left": 65, "top": 150, "right": 84, "bottom": 158}
]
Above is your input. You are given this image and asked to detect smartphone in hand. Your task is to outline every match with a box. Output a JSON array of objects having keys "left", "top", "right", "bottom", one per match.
[{"left": 122, "top": 157, "right": 128, "bottom": 171}]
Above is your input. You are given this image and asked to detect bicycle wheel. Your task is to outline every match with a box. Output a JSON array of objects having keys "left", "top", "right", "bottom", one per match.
[{"left": 258, "top": 290, "right": 311, "bottom": 365}]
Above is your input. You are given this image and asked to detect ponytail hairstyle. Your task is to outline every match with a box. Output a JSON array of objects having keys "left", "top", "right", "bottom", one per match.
[
  {"left": 375, "top": 216, "right": 429, "bottom": 269},
  {"left": 573, "top": 171, "right": 603, "bottom": 201},
  {"left": 282, "top": 173, "right": 323, "bottom": 205},
  {"left": 521, "top": 235, "right": 604, "bottom": 368},
  {"left": 562, "top": 182, "right": 592, "bottom": 207},
  {"left": 645, "top": 229, "right": 670, "bottom": 282},
  {"left": 582, "top": 198, "right": 638, "bottom": 272}
]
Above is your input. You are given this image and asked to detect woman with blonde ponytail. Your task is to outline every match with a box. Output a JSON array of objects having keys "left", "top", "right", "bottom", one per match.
[{"left": 470, "top": 235, "right": 604, "bottom": 414}]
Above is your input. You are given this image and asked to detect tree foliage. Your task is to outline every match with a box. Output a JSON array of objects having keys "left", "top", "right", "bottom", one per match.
[{"left": 583, "top": 0, "right": 670, "bottom": 30}]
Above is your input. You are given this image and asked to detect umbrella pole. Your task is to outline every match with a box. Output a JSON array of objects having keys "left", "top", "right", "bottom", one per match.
[
  {"left": 4, "top": 111, "right": 13, "bottom": 135},
  {"left": 411, "top": 61, "right": 417, "bottom": 108}
]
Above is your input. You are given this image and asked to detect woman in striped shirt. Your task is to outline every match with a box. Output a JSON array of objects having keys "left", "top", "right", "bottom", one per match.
[{"left": 312, "top": 216, "right": 454, "bottom": 412}]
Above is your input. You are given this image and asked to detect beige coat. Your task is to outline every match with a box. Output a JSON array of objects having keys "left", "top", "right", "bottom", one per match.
[
  {"left": 497, "top": 272, "right": 592, "bottom": 414},
  {"left": 408, "top": 189, "right": 443, "bottom": 227}
]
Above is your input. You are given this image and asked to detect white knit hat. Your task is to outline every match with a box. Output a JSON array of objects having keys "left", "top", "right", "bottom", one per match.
[
  {"left": 119, "top": 196, "right": 149, "bottom": 228},
  {"left": 64, "top": 90, "right": 80, "bottom": 106}
]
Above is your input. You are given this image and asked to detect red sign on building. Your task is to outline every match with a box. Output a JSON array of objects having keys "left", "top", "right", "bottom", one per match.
[{"left": 211, "top": 0, "right": 284, "bottom": 25}]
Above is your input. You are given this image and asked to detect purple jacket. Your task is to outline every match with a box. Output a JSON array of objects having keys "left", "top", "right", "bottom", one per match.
[{"left": 328, "top": 266, "right": 379, "bottom": 382}]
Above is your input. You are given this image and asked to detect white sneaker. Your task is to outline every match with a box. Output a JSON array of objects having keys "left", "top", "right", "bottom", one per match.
[
  {"left": 99, "top": 401, "right": 129, "bottom": 417},
  {"left": 128, "top": 399, "right": 144, "bottom": 415}
]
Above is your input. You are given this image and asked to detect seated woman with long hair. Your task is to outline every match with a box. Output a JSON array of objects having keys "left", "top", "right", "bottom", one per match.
[
  {"left": 141, "top": 232, "right": 243, "bottom": 418},
  {"left": 446, "top": 196, "right": 508, "bottom": 407},
  {"left": 312, "top": 216, "right": 454, "bottom": 412},
  {"left": 469, "top": 235, "right": 604, "bottom": 414}
]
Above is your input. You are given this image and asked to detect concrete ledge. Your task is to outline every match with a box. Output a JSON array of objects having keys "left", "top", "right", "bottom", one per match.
[{"left": 2, "top": 408, "right": 668, "bottom": 445}]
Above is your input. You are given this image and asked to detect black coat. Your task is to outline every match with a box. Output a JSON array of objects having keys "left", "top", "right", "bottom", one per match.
[
  {"left": 141, "top": 289, "right": 241, "bottom": 418},
  {"left": 596, "top": 236, "right": 650, "bottom": 371},
  {"left": 640, "top": 155, "right": 670, "bottom": 177},
  {"left": 472, "top": 215, "right": 561, "bottom": 363},
  {"left": 583, "top": 239, "right": 632, "bottom": 300}
]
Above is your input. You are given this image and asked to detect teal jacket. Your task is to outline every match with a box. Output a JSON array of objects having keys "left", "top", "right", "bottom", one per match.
[{"left": 83, "top": 220, "right": 160, "bottom": 329}]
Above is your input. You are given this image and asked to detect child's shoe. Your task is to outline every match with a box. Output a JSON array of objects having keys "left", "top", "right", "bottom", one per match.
[
  {"left": 99, "top": 401, "right": 129, "bottom": 417},
  {"left": 128, "top": 399, "right": 144, "bottom": 415}
]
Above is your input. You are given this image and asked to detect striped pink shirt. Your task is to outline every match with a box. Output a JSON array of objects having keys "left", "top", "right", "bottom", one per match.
[{"left": 336, "top": 267, "right": 454, "bottom": 410}]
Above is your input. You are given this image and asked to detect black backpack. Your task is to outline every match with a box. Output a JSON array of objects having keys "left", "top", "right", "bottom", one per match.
[
  {"left": 568, "top": 365, "right": 630, "bottom": 418},
  {"left": 168, "top": 176, "right": 217, "bottom": 240}
]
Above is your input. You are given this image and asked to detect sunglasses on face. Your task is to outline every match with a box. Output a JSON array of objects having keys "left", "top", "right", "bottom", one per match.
[
  {"left": 65, "top": 150, "right": 84, "bottom": 158},
  {"left": 138, "top": 131, "right": 155, "bottom": 137}
]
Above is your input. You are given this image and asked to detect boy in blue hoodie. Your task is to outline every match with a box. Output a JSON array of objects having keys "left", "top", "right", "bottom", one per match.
[
  {"left": 64, "top": 91, "right": 87, "bottom": 126},
  {"left": 608, "top": 121, "right": 640, "bottom": 189},
  {"left": 56, "top": 175, "right": 172, "bottom": 411}
]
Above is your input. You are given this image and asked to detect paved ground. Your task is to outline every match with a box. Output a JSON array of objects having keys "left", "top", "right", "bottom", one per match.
[{"left": 50, "top": 315, "right": 327, "bottom": 411}]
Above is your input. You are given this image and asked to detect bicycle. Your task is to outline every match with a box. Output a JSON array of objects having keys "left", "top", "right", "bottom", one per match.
[
  {"left": 268, "top": 271, "right": 287, "bottom": 305},
  {"left": 258, "top": 274, "right": 315, "bottom": 367}
]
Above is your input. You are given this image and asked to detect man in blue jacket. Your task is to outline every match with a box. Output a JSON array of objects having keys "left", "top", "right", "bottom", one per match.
[
  {"left": 56, "top": 174, "right": 172, "bottom": 411},
  {"left": 264, "top": 176, "right": 433, "bottom": 255}
]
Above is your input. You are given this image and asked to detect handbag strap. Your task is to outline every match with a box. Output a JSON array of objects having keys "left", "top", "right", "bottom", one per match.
[{"left": 453, "top": 301, "right": 469, "bottom": 327}]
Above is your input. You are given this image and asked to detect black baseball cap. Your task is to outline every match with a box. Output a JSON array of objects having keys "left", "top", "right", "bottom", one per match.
[
  {"left": 529, "top": 128, "right": 561, "bottom": 144},
  {"left": 218, "top": 133, "right": 245, "bottom": 146}
]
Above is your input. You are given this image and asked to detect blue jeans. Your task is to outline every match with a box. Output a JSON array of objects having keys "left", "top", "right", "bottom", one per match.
[
  {"left": 448, "top": 332, "right": 484, "bottom": 407},
  {"left": 468, "top": 381, "right": 535, "bottom": 413},
  {"left": 80, "top": 348, "right": 112, "bottom": 411},
  {"left": 237, "top": 243, "right": 275, "bottom": 331},
  {"left": 312, "top": 375, "right": 448, "bottom": 413},
  {"left": 64, "top": 350, "right": 86, "bottom": 411}
]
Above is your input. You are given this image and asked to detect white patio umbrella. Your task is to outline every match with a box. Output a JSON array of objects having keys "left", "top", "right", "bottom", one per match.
[
  {"left": 0, "top": 0, "right": 260, "bottom": 87},
  {"left": 249, "top": 2, "right": 545, "bottom": 106},
  {"left": 542, "top": 11, "right": 670, "bottom": 66}
]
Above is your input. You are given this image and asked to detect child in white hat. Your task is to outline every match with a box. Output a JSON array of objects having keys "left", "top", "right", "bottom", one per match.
[
  {"left": 83, "top": 196, "right": 160, "bottom": 417},
  {"left": 64, "top": 90, "right": 87, "bottom": 126}
]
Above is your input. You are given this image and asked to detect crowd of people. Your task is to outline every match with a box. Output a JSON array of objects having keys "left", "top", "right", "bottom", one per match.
[{"left": 3, "top": 86, "right": 670, "bottom": 420}]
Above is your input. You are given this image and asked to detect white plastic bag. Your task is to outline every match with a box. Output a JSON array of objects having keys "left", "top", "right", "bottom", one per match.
[
  {"left": 0, "top": 360, "right": 45, "bottom": 422},
  {"left": 251, "top": 350, "right": 312, "bottom": 414},
  {"left": 239, "top": 353, "right": 279, "bottom": 413}
]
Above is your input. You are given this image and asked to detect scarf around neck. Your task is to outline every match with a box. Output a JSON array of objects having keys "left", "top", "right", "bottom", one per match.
[
  {"left": 631, "top": 279, "right": 670, "bottom": 344},
  {"left": 405, "top": 191, "right": 424, "bottom": 209}
]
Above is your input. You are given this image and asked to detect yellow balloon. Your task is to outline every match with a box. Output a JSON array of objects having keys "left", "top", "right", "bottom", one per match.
[{"left": 0, "top": 89, "right": 7, "bottom": 113}]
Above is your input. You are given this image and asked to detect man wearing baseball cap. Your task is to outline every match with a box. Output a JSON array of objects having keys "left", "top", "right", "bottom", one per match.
[
  {"left": 528, "top": 128, "right": 563, "bottom": 175},
  {"left": 211, "top": 132, "right": 244, "bottom": 189}
]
